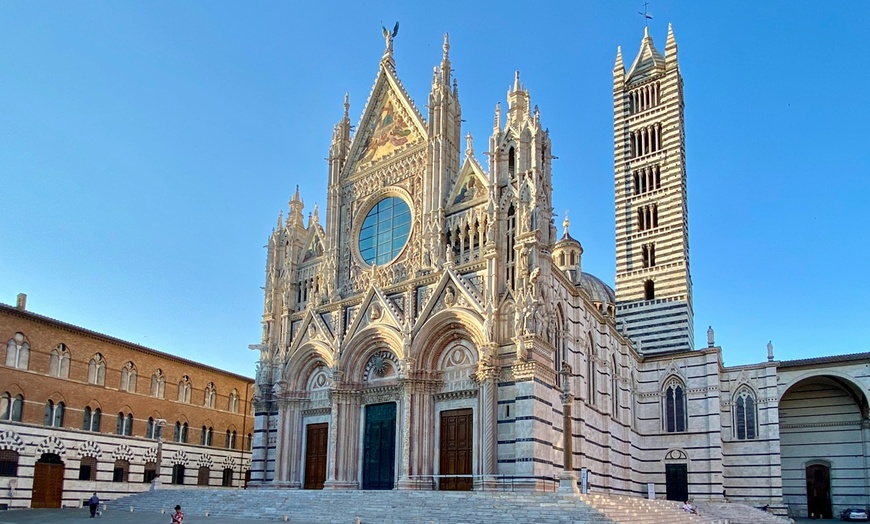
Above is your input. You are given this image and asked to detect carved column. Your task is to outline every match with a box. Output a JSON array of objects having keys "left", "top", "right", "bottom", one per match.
[
  {"left": 323, "top": 388, "right": 361, "bottom": 489},
  {"left": 397, "top": 381, "right": 413, "bottom": 488},
  {"left": 272, "top": 396, "right": 291, "bottom": 484},
  {"left": 284, "top": 398, "right": 304, "bottom": 488},
  {"left": 558, "top": 363, "right": 579, "bottom": 494},
  {"left": 475, "top": 353, "right": 499, "bottom": 489},
  {"left": 398, "top": 378, "right": 439, "bottom": 490}
]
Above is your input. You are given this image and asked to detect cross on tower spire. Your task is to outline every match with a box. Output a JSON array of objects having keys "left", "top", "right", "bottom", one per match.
[{"left": 638, "top": 1, "right": 653, "bottom": 28}]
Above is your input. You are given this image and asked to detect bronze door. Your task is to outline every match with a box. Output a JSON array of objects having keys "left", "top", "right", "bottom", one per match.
[
  {"left": 362, "top": 402, "right": 396, "bottom": 490},
  {"left": 31, "top": 454, "right": 64, "bottom": 508},
  {"left": 304, "top": 423, "right": 328, "bottom": 489},
  {"left": 806, "top": 464, "right": 832, "bottom": 519},
  {"left": 439, "top": 408, "right": 473, "bottom": 491}
]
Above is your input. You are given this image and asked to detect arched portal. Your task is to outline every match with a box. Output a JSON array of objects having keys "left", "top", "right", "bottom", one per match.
[
  {"left": 779, "top": 374, "right": 869, "bottom": 518},
  {"left": 31, "top": 453, "right": 64, "bottom": 508}
]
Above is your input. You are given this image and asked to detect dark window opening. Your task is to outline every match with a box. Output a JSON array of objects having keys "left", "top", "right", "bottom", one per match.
[
  {"left": 79, "top": 456, "right": 97, "bottom": 481},
  {"left": 644, "top": 280, "right": 655, "bottom": 300}
]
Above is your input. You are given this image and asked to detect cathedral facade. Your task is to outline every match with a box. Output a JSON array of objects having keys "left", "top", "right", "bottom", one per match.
[{"left": 250, "top": 26, "right": 870, "bottom": 519}]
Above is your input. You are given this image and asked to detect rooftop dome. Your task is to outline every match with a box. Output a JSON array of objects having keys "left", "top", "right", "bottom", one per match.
[{"left": 577, "top": 272, "right": 616, "bottom": 307}]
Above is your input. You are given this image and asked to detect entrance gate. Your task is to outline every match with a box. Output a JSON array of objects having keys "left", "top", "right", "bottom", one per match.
[
  {"left": 665, "top": 463, "right": 688, "bottom": 501},
  {"left": 439, "top": 408, "right": 473, "bottom": 490},
  {"left": 806, "top": 464, "right": 832, "bottom": 519},
  {"left": 31, "top": 453, "right": 64, "bottom": 508},
  {"left": 304, "top": 423, "right": 328, "bottom": 489},
  {"left": 362, "top": 402, "right": 396, "bottom": 490}
]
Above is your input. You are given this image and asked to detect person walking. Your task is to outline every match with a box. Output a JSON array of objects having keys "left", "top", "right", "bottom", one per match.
[
  {"left": 88, "top": 493, "right": 99, "bottom": 518},
  {"left": 171, "top": 504, "right": 184, "bottom": 524}
]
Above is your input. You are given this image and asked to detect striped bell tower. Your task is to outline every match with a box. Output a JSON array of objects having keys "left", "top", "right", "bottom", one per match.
[{"left": 613, "top": 24, "right": 693, "bottom": 354}]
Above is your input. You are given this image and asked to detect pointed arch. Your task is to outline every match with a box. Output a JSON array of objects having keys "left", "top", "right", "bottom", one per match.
[
  {"left": 49, "top": 344, "right": 71, "bottom": 378},
  {"left": 733, "top": 385, "right": 757, "bottom": 440},
  {"left": 5, "top": 333, "right": 30, "bottom": 370},
  {"left": 662, "top": 375, "right": 687, "bottom": 432},
  {"left": 88, "top": 353, "right": 106, "bottom": 385}
]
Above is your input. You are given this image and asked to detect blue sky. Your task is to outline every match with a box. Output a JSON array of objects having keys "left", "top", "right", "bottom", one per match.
[{"left": 1, "top": 2, "right": 868, "bottom": 375}]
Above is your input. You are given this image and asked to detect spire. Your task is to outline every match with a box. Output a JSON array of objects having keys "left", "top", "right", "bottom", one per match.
[
  {"left": 439, "top": 33, "right": 452, "bottom": 85},
  {"left": 276, "top": 210, "right": 283, "bottom": 231},
  {"left": 665, "top": 23, "right": 678, "bottom": 63},
  {"left": 343, "top": 92, "right": 350, "bottom": 122},
  {"left": 512, "top": 70, "right": 522, "bottom": 93},
  {"left": 493, "top": 102, "right": 501, "bottom": 132},
  {"left": 311, "top": 203, "right": 320, "bottom": 226},
  {"left": 289, "top": 185, "right": 304, "bottom": 227},
  {"left": 614, "top": 46, "right": 624, "bottom": 73}
]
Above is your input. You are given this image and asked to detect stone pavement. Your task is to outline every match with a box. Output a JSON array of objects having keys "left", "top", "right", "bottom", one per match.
[{"left": 0, "top": 508, "right": 251, "bottom": 524}]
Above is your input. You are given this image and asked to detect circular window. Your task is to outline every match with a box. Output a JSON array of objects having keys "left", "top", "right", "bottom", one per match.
[{"left": 358, "top": 196, "right": 411, "bottom": 265}]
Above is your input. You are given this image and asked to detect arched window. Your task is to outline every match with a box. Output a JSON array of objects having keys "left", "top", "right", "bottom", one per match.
[
  {"left": 44, "top": 400, "right": 64, "bottom": 427},
  {"left": 120, "top": 362, "right": 137, "bottom": 393},
  {"left": 664, "top": 378, "right": 687, "bottom": 432},
  {"left": 611, "top": 355, "right": 619, "bottom": 418},
  {"left": 5, "top": 333, "right": 30, "bottom": 370},
  {"left": 143, "top": 462, "right": 157, "bottom": 484},
  {"left": 177, "top": 376, "right": 192, "bottom": 403},
  {"left": 83, "top": 406, "right": 101, "bottom": 432},
  {"left": 734, "top": 388, "right": 757, "bottom": 440},
  {"left": 150, "top": 370, "right": 165, "bottom": 398},
  {"left": 88, "top": 354, "right": 106, "bottom": 385},
  {"left": 203, "top": 383, "right": 216, "bottom": 408},
  {"left": 116, "top": 412, "right": 133, "bottom": 436},
  {"left": 174, "top": 421, "right": 188, "bottom": 443},
  {"left": 505, "top": 205, "right": 516, "bottom": 290},
  {"left": 228, "top": 390, "right": 239, "bottom": 413},
  {"left": 508, "top": 146, "right": 516, "bottom": 177},
  {"left": 587, "top": 334, "right": 596, "bottom": 406},
  {"left": 146, "top": 417, "right": 157, "bottom": 439},
  {"left": 200, "top": 425, "right": 213, "bottom": 446},
  {"left": 49, "top": 344, "right": 70, "bottom": 378},
  {"left": 1, "top": 393, "right": 24, "bottom": 422}
]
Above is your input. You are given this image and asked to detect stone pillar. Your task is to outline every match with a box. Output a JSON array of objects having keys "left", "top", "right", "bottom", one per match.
[
  {"left": 398, "top": 378, "right": 439, "bottom": 490},
  {"left": 323, "top": 389, "right": 361, "bottom": 489},
  {"left": 272, "top": 397, "right": 291, "bottom": 484},
  {"left": 284, "top": 398, "right": 304, "bottom": 488},
  {"left": 397, "top": 382, "right": 413, "bottom": 488},
  {"left": 558, "top": 363, "right": 579, "bottom": 494},
  {"left": 476, "top": 358, "right": 499, "bottom": 489}
]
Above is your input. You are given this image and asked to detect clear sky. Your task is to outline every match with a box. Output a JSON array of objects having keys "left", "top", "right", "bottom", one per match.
[{"left": 2, "top": 2, "right": 868, "bottom": 375}]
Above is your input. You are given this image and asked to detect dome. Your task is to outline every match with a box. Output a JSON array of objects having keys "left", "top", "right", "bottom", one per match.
[{"left": 577, "top": 272, "right": 616, "bottom": 307}]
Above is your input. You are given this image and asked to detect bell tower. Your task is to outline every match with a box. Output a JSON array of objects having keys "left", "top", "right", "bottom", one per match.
[{"left": 613, "top": 24, "right": 693, "bottom": 354}]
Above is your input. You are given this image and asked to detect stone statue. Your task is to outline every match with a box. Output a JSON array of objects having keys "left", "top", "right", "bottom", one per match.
[{"left": 382, "top": 22, "right": 399, "bottom": 55}]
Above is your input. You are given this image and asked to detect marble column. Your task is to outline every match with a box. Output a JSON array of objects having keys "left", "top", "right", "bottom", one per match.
[
  {"left": 323, "top": 389, "right": 361, "bottom": 489},
  {"left": 476, "top": 358, "right": 499, "bottom": 489}
]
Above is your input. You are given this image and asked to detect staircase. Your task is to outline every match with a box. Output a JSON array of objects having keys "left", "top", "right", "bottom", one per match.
[
  {"left": 693, "top": 502, "right": 793, "bottom": 524},
  {"left": 109, "top": 489, "right": 728, "bottom": 524}
]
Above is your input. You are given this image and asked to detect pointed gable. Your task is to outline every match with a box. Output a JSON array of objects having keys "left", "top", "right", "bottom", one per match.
[
  {"left": 446, "top": 157, "right": 488, "bottom": 212},
  {"left": 345, "top": 65, "right": 428, "bottom": 176},
  {"left": 626, "top": 27, "right": 665, "bottom": 84}
]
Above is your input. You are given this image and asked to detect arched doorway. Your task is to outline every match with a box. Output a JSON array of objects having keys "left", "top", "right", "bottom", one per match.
[
  {"left": 31, "top": 453, "right": 64, "bottom": 508},
  {"left": 805, "top": 463, "right": 831, "bottom": 519}
]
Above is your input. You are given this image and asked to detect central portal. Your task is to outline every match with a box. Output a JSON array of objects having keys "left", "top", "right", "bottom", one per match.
[
  {"left": 439, "top": 408, "right": 473, "bottom": 490},
  {"left": 362, "top": 402, "right": 396, "bottom": 490}
]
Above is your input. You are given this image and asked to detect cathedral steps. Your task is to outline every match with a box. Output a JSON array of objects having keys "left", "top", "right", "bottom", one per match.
[{"left": 108, "top": 488, "right": 733, "bottom": 524}]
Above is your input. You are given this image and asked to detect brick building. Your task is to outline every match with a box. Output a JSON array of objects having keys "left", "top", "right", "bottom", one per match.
[{"left": 0, "top": 295, "right": 254, "bottom": 509}]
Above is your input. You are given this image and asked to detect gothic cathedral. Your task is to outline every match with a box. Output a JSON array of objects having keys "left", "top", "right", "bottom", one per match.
[{"left": 250, "top": 25, "right": 870, "bottom": 518}]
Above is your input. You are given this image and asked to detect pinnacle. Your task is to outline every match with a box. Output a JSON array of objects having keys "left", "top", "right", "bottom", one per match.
[{"left": 512, "top": 70, "right": 521, "bottom": 92}]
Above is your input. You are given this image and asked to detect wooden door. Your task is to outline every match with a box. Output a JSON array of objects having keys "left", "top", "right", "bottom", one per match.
[
  {"left": 665, "top": 463, "right": 688, "bottom": 501},
  {"left": 806, "top": 464, "right": 832, "bottom": 519},
  {"left": 31, "top": 454, "right": 64, "bottom": 508},
  {"left": 304, "top": 423, "right": 328, "bottom": 489},
  {"left": 362, "top": 402, "right": 396, "bottom": 490},
  {"left": 439, "top": 408, "right": 473, "bottom": 491}
]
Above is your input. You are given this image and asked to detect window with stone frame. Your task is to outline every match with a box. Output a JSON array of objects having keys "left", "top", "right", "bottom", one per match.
[
  {"left": 228, "top": 390, "right": 239, "bottom": 413},
  {"left": 663, "top": 378, "right": 687, "bottom": 432},
  {"left": 1, "top": 393, "right": 23, "bottom": 422},
  {"left": 587, "top": 334, "right": 597, "bottom": 406},
  {"left": 83, "top": 407, "right": 102, "bottom": 432},
  {"left": 79, "top": 456, "right": 97, "bottom": 481},
  {"left": 222, "top": 467, "right": 234, "bottom": 487},
  {"left": 87, "top": 354, "right": 106, "bottom": 385},
  {"left": 113, "top": 459, "right": 129, "bottom": 482},
  {"left": 171, "top": 464, "right": 185, "bottom": 485},
  {"left": 150, "top": 370, "right": 165, "bottom": 398},
  {"left": 120, "top": 362, "right": 138, "bottom": 393},
  {"left": 143, "top": 462, "right": 157, "bottom": 484},
  {"left": 177, "top": 376, "right": 192, "bottom": 403},
  {"left": 197, "top": 466, "right": 210, "bottom": 486},
  {"left": 116, "top": 412, "right": 133, "bottom": 436},
  {"left": 203, "top": 383, "right": 216, "bottom": 408},
  {"left": 0, "top": 450, "right": 19, "bottom": 477},
  {"left": 5, "top": 333, "right": 30, "bottom": 370},
  {"left": 733, "top": 387, "right": 758, "bottom": 440},
  {"left": 48, "top": 344, "right": 70, "bottom": 378},
  {"left": 44, "top": 400, "right": 64, "bottom": 427}
]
